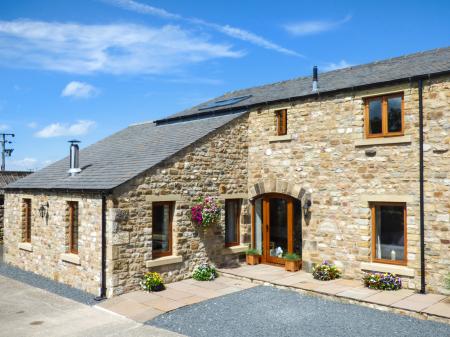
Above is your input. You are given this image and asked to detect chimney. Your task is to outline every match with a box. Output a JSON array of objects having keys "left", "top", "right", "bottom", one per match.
[
  {"left": 312, "top": 66, "right": 318, "bottom": 92},
  {"left": 68, "top": 140, "right": 81, "bottom": 176}
]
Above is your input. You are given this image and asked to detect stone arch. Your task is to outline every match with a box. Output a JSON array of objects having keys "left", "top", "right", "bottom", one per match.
[{"left": 249, "top": 179, "right": 305, "bottom": 200}]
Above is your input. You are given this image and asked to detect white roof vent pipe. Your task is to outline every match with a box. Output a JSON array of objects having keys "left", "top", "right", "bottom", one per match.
[
  {"left": 68, "top": 140, "right": 81, "bottom": 176},
  {"left": 312, "top": 66, "right": 318, "bottom": 92}
]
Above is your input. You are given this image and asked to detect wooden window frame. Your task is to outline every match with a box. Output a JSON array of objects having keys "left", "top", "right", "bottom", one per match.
[
  {"left": 68, "top": 201, "right": 79, "bottom": 254},
  {"left": 364, "top": 93, "right": 404, "bottom": 138},
  {"left": 22, "top": 199, "right": 31, "bottom": 243},
  {"left": 371, "top": 202, "right": 407, "bottom": 266},
  {"left": 152, "top": 201, "right": 174, "bottom": 258},
  {"left": 275, "top": 109, "right": 287, "bottom": 136},
  {"left": 224, "top": 199, "right": 241, "bottom": 247}
]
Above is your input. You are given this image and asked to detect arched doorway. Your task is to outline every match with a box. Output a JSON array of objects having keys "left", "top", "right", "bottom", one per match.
[{"left": 252, "top": 194, "right": 302, "bottom": 265}]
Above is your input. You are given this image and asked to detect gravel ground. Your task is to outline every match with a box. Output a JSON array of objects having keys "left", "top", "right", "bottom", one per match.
[
  {"left": 148, "top": 286, "right": 450, "bottom": 337},
  {"left": 0, "top": 250, "right": 97, "bottom": 306}
]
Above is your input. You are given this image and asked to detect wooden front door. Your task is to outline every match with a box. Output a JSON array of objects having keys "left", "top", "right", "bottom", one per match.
[{"left": 252, "top": 194, "right": 298, "bottom": 265}]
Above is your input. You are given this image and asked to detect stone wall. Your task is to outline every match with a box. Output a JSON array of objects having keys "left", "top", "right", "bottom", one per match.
[
  {"left": 247, "top": 74, "right": 450, "bottom": 293},
  {"left": 0, "top": 194, "right": 4, "bottom": 243},
  {"left": 3, "top": 192, "right": 103, "bottom": 295},
  {"left": 107, "top": 115, "right": 249, "bottom": 296}
]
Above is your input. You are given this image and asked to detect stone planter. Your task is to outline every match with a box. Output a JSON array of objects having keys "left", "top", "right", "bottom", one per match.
[
  {"left": 285, "top": 259, "right": 301, "bottom": 272},
  {"left": 246, "top": 254, "right": 260, "bottom": 265}
]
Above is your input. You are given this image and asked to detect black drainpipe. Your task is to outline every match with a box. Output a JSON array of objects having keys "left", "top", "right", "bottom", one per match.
[
  {"left": 95, "top": 194, "right": 107, "bottom": 301},
  {"left": 418, "top": 79, "right": 426, "bottom": 294}
]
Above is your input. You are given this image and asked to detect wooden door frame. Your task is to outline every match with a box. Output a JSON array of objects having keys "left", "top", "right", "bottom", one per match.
[{"left": 252, "top": 193, "right": 294, "bottom": 265}]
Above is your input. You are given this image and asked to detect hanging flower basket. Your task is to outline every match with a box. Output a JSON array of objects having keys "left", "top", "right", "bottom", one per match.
[{"left": 190, "top": 196, "right": 222, "bottom": 229}]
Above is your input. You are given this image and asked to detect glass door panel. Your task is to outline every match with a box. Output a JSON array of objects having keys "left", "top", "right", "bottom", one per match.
[
  {"left": 267, "top": 198, "right": 288, "bottom": 264},
  {"left": 254, "top": 198, "right": 263, "bottom": 254}
]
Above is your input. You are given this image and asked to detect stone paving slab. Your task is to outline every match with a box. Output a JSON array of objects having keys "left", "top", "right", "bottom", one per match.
[
  {"left": 98, "top": 276, "right": 256, "bottom": 322},
  {"left": 218, "top": 265, "right": 450, "bottom": 322}
]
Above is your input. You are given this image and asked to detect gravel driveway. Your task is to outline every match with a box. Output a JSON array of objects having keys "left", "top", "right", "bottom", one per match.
[{"left": 148, "top": 286, "right": 450, "bottom": 337}]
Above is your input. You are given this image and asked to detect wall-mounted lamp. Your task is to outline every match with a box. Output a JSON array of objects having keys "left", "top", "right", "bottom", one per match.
[
  {"left": 303, "top": 199, "right": 312, "bottom": 217},
  {"left": 39, "top": 202, "right": 49, "bottom": 219}
]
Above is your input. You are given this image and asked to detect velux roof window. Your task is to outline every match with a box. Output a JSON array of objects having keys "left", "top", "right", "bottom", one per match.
[{"left": 198, "top": 95, "right": 252, "bottom": 111}]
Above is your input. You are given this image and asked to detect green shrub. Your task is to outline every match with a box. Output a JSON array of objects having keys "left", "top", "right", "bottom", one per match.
[
  {"left": 245, "top": 248, "right": 260, "bottom": 256},
  {"left": 284, "top": 253, "right": 301, "bottom": 261},
  {"left": 140, "top": 272, "right": 165, "bottom": 292},
  {"left": 313, "top": 261, "right": 341, "bottom": 281},
  {"left": 192, "top": 263, "right": 218, "bottom": 281},
  {"left": 363, "top": 272, "right": 402, "bottom": 290}
]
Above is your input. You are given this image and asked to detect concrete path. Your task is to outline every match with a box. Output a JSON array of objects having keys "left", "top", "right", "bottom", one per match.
[
  {"left": 0, "top": 275, "right": 184, "bottom": 337},
  {"left": 219, "top": 264, "right": 450, "bottom": 322},
  {"left": 98, "top": 276, "right": 256, "bottom": 322},
  {"left": 149, "top": 286, "right": 450, "bottom": 337}
]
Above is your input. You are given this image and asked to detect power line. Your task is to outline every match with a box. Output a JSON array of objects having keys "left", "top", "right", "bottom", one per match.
[{"left": 0, "top": 133, "right": 15, "bottom": 171}]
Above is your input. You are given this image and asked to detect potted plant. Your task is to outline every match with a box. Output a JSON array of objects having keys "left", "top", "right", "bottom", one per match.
[
  {"left": 312, "top": 261, "right": 341, "bottom": 281},
  {"left": 363, "top": 272, "right": 402, "bottom": 290},
  {"left": 284, "top": 253, "right": 302, "bottom": 272},
  {"left": 245, "top": 248, "right": 261, "bottom": 265},
  {"left": 140, "top": 272, "right": 165, "bottom": 292},
  {"left": 190, "top": 196, "right": 222, "bottom": 230}
]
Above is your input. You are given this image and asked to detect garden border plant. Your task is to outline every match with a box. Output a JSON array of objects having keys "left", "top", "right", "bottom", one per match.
[
  {"left": 312, "top": 261, "right": 341, "bottom": 281},
  {"left": 140, "top": 272, "right": 165, "bottom": 292},
  {"left": 192, "top": 263, "right": 218, "bottom": 281},
  {"left": 363, "top": 272, "right": 402, "bottom": 291}
]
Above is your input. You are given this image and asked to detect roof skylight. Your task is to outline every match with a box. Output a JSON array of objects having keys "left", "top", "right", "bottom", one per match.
[{"left": 198, "top": 95, "right": 252, "bottom": 111}]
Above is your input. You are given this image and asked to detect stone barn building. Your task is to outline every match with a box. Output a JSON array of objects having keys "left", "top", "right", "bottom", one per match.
[{"left": 4, "top": 47, "right": 450, "bottom": 298}]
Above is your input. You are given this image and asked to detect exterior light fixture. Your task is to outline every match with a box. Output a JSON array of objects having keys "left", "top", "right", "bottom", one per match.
[
  {"left": 303, "top": 199, "right": 312, "bottom": 217},
  {"left": 39, "top": 202, "right": 49, "bottom": 219}
]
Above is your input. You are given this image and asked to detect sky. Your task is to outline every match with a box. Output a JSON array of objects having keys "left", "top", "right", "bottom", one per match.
[{"left": 0, "top": 0, "right": 449, "bottom": 171}]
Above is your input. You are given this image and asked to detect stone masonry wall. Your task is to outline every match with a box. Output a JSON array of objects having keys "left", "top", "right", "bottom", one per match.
[
  {"left": 0, "top": 195, "right": 4, "bottom": 243},
  {"left": 108, "top": 115, "right": 249, "bottom": 296},
  {"left": 3, "top": 192, "right": 103, "bottom": 295},
  {"left": 247, "top": 75, "right": 450, "bottom": 294}
]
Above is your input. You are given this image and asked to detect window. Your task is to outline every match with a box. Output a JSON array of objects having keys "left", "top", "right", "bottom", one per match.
[
  {"left": 275, "top": 109, "right": 287, "bottom": 136},
  {"left": 22, "top": 199, "right": 31, "bottom": 243},
  {"left": 68, "top": 202, "right": 79, "bottom": 254},
  {"left": 371, "top": 203, "right": 407, "bottom": 265},
  {"left": 225, "top": 199, "right": 241, "bottom": 247},
  {"left": 152, "top": 202, "right": 173, "bottom": 258},
  {"left": 365, "top": 93, "right": 404, "bottom": 138}
]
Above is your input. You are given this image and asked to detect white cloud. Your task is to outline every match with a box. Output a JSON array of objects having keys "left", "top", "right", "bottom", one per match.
[
  {"left": 35, "top": 120, "right": 96, "bottom": 138},
  {"left": 8, "top": 157, "right": 37, "bottom": 170},
  {"left": 106, "top": 0, "right": 301, "bottom": 56},
  {"left": 62, "top": 81, "right": 98, "bottom": 98},
  {"left": 322, "top": 60, "right": 353, "bottom": 71},
  {"left": 0, "top": 20, "right": 243, "bottom": 74},
  {"left": 0, "top": 123, "right": 9, "bottom": 131},
  {"left": 284, "top": 15, "right": 352, "bottom": 36},
  {"left": 27, "top": 122, "right": 38, "bottom": 128}
]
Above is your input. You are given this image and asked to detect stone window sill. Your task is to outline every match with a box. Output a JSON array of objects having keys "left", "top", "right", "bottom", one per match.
[
  {"left": 61, "top": 253, "right": 81, "bottom": 265},
  {"left": 18, "top": 242, "right": 33, "bottom": 252},
  {"left": 354, "top": 135, "right": 411, "bottom": 147},
  {"left": 146, "top": 255, "right": 182, "bottom": 268},
  {"left": 223, "top": 244, "right": 249, "bottom": 255},
  {"left": 269, "top": 134, "right": 292, "bottom": 143},
  {"left": 361, "top": 262, "right": 414, "bottom": 277}
]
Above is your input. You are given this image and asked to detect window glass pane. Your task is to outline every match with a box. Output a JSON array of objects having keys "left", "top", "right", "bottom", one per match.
[
  {"left": 70, "top": 202, "right": 79, "bottom": 253},
  {"left": 368, "top": 99, "right": 382, "bottom": 134},
  {"left": 387, "top": 96, "right": 402, "bottom": 133},
  {"left": 255, "top": 198, "right": 263, "bottom": 253},
  {"left": 293, "top": 199, "right": 302, "bottom": 256},
  {"left": 375, "top": 205, "right": 404, "bottom": 261},
  {"left": 225, "top": 200, "right": 240, "bottom": 244},
  {"left": 153, "top": 204, "right": 170, "bottom": 253}
]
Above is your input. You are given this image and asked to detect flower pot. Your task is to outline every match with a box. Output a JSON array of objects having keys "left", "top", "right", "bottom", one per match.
[
  {"left": 246, "top": 254, "right": 260, "bottom": 265},
  {"left": 285, "top": 259, "right": 301, "bottom": 272},
  {"left": 150, "top": 284, "right": 165, "bottom": 292}
]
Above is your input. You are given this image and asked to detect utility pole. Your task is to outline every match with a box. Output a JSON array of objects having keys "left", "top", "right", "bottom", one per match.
[{"left": 0, "top": 133, "right": 15, "bottom": 171}]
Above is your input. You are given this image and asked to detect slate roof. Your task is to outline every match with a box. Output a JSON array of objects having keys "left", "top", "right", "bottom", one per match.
[
  {"left": 7, "top": 112, "right": 245, "bottom": 191},
  {"left": 0, "top": 171, "right": 30, "bottom": 194},
  {"left": 6, "top": 46, "right": 450, "bottom": 192},
  {"left": 161, "top": 47, "right": 450, "bottom": 122}
]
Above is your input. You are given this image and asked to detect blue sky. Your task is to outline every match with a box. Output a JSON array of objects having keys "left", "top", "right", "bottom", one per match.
[{"left": 1, "top": 0, "right": 449, "bottom": 171}]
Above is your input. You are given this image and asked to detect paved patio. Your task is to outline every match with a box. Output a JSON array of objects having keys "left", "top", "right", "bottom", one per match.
[
  {"left": 98, "top": 276, "right": 256, "bottom": 322},
  {"left": 218, "top": 264, "right": 450, "bottom": 321}
]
